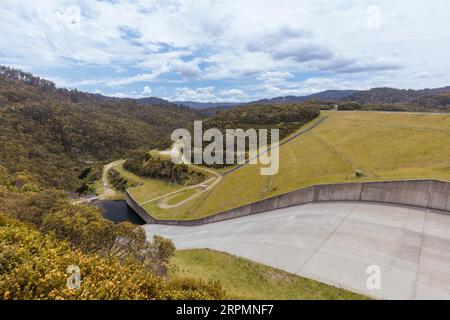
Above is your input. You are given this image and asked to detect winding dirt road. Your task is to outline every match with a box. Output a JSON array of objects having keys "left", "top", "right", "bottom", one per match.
[{"left": 99, "top": 159, "right": 125, "bottom": 200}]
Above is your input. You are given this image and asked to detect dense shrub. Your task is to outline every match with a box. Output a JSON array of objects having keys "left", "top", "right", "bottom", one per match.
[
  {"left": 167, "top": 278, "right": 226, "bottom": 300},
  {"left": 124, "top": 151, "right": 206, "bottom": 185},
  {"left": 205, "top": 104, "right": 320, "bottom": 129},
  {"left": 337, "top": 102, "right": 363, "bottom": 110},
  {"left": 0, "top": 178, "right": 175, "bottom": 277},
  {"left": 107, "top": 168, "right": 139, "bottom": 192}
]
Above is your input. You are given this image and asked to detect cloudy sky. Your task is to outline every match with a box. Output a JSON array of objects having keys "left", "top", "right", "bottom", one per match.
[{"left": 1, "top": 0, "right": 449, "bottom": 102}]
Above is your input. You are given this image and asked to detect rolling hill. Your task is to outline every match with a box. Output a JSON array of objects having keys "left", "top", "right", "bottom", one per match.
[
  {"left": 249, "top": 87, "right": 450, "bottom": 111},
  {"left": 136, "top": 96, "right": 178, "bottom": 106},
  {"left": 252, "top": 90, "right": 357, "bottom": 104},
  {"left": 131, "top": 111, "right": 450, "bottom": 220},
  {"left": 346, "top": 87, "right": 450, "bottom": 107},
  {"left": 176, "top": 86, "right": 450, "bottom": 113}
]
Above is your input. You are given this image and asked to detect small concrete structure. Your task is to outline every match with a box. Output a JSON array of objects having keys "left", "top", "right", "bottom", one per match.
[{"left": 145, "top": 202, "right": 450, "bottom": 300}]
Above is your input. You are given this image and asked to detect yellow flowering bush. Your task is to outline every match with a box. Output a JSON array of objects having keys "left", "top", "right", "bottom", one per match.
[
  {"left": 0, "top": 213, "right": 225, "bottom": 300},
  {"left": 0, "top": 169, "right": 226, "bottom": 300}
]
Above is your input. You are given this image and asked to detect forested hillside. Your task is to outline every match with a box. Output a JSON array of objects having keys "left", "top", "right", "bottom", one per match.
[
  {"left": 345, "top": 87, "right": 450, "bottom": 108},
  {"left": 202, "top": 103, "right": 320, "bottom": 139},
  {"left": 191, "top": 103, "right": 320, "bottom": 168},
  {"left": 251, "top": 90, "right": 357, "bottom": 104},
  {"left": 0, "top": 66, "right": 198, "bottom": 191},
  {"left": 0, "top": 67, "right": 225, "bottom": 300}
]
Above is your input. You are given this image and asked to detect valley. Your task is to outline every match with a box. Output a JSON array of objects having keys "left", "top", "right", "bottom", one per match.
[
  {"left": 3, "top": 0, "right": 450, "bottom": 305},
  {"left": 2, "top": 66, "right": 450, "bottom": 301}
]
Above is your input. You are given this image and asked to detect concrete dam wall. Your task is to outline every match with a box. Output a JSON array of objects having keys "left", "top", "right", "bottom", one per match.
[{"left": 126, "top": 179, "right": 450, "bottom": 226}]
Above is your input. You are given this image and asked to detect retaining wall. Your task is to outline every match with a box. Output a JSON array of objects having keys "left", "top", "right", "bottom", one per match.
[
  {"left": 125, "top": 179, "right": 450, "bottom": 226},
  {"left": 125, "top": 191, "right": 157, "bottom": 224}
]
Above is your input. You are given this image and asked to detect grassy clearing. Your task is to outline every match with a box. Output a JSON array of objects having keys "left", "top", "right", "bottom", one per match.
[
  {"left": 114, "top": 160, "right": 215, "bottom": 204},
  {"left": 171, "top": 249, "right": 368, "bottom": 300},
  {"left": 147, "top": 111, "right": 450, "bottom": 220},
  {"left": 113, "top": 162, "right": 183, "bottom": 203},
  {"left": 166, "top": 188, "right": 199, "bottom": 205}
]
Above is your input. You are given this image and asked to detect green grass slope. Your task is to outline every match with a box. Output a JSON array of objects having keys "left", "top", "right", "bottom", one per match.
[
  {"left": 143, "top": 111, "right": 450, "bottom": 220},
  {"left": 114, "top": 162, "right": 183, "bottom": 202},
  {"left": 171, "top": 249, "right": 368, "bottom": 300},
  {"left": 115, "top": 160, "right": 215, "bottom": 204}
]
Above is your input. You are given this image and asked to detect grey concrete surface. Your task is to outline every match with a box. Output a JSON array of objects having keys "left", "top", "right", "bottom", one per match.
[{"left": 144, "top": 202, "right": 450, "bottom": 300}]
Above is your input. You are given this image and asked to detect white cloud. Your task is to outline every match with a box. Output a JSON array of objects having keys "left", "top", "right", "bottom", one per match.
[
  {"left": 174, "top": 87, "right": 217, "bottom": 102},
  {"left": 107, "top": 71, "right": 163, "bottom": 87},
  {"left": 60, "top": 5, "right": 82, "bottom": 31},
  {"left": 1, "top": 0, "right": 450, "bottom": 99},
  {"left": 142, "top": 86, "right": 152, "bottom": 95},
  {"left": 170, "top": 60, "right": 202, "bottom": 77},
  {"left": 258, "top": 71, "right": 294, "bottom": 84},
  {"left": 72, "top": 79, "right": 104, "bottom": 86},
  {"left": 219, "top": 89, "right": 248, "bottom": 101},
  {"left": 174, "top": 87, "right": 248, "bottom": 102},
  {"left": 110, "top": 92, "right": 127, "bottom": 98},
  {"left": 109, "top": 91, "right": 147, "bottom": 99}
]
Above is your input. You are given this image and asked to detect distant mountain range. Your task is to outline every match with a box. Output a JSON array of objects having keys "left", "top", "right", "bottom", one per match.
[
  {"left": 345, "top": 87, "right": 450, "bottom": 106},
  {"left": 3, "top": 64, "right": 448, "bottom": 112},
  {"left": 137, "top": 97, "right": 176, "bottom": 106},
  {"left": 248, "top": 87, "right": 450, "bottom": 106},
  {"left": 251, "top": 90, "right": 358, "bottom": 104},
  {"left": 137, "top": 90, "right": 358, "bottom": 109},
  {"left": 171, "top": 101, "right": 238, "bottom": 109},
  {"left": 167, "top": 87, "right": 450, "bottom": 110}
]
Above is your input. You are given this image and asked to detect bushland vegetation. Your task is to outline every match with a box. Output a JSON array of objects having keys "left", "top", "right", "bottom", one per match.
[
  {"left": 0, "top": 167, "right": 225, "bottom": 300},
  {"left": 124, "top": 150, "right": 206, "bottom": 185}
]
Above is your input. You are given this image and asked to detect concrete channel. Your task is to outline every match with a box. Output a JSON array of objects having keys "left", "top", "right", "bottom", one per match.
[{"left": 145, "top": 201, "right": 450, "bottom": 300}]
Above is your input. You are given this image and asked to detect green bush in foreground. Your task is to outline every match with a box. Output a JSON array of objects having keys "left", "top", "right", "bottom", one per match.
[{"left": 0, "top": 213, "right": 225, "bottom": 300}]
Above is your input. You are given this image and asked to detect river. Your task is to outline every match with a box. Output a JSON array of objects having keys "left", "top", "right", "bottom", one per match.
[{"left": 96, "top": 200, "right": 145, "bottom": 225}]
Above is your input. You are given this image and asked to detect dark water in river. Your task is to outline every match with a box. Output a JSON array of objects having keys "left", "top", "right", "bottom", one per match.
[{"left": 96, "top": 200, "right": 145, "bottom": 225}]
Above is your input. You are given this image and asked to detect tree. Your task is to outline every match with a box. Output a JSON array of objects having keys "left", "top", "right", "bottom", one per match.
[{"left": 142, "top": 235, "right": 176, "bottom": 277}]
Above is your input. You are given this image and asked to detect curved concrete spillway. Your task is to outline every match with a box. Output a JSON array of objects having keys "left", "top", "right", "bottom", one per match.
[
  {"left": 144, "top": 202, "right": 450, "bottom": 300},
  {"left": 129, "top": 179, "right": 450, "bottom": 225}
]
